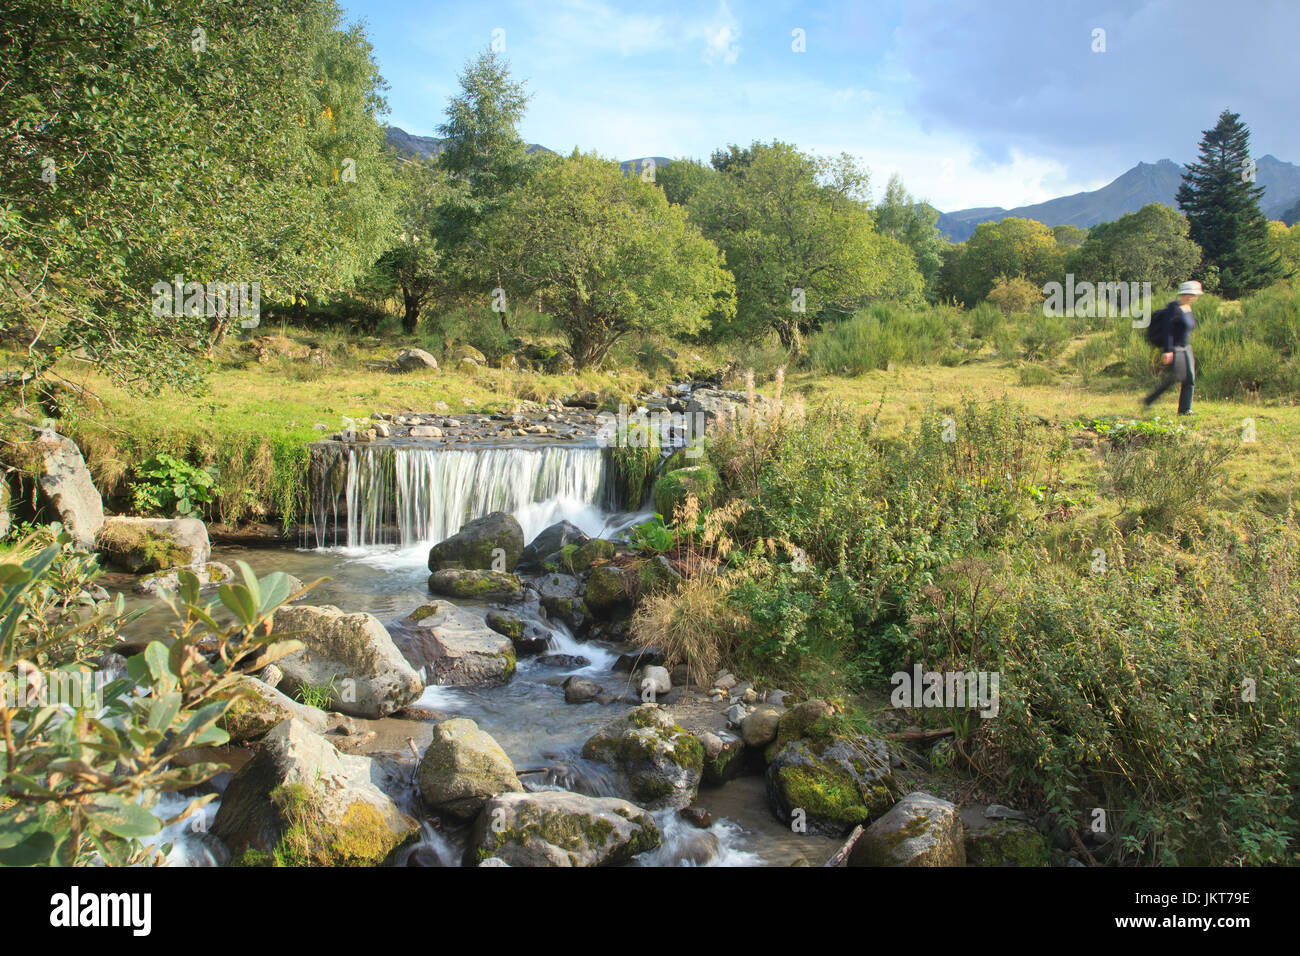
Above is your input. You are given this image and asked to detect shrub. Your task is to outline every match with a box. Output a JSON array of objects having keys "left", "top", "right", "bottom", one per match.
[{"left": 986, "top": 275, "right": 1044, "bottom": 315}]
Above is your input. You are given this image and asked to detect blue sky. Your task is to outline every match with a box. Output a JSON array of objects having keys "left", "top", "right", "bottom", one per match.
[{"left": 339, "top": 0, "right": 1300, "bottom": 212}]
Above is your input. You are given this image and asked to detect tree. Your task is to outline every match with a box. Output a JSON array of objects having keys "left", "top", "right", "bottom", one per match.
[
  {"left": 432, "top": 49, "right": 541, "bottom": 329},
  {"left": 0, "top": 0, "right": 396, "bottom": 388},
  {"left": 368, "top": 160, "right": 444, "bottom": 335},
  {"left": 683, "top": 141, "right": 922, "bottom": 350},
  {"left": 1176, "top": 110, "right": 1283, "bottom": 298},
  {"left": 488, "top": 152, "right": 735, "bottom": 369},
  {"left": 1066, "top": 204, "right": 1203, "bottom": 290},
  {"left": 1267, "top": 220, "right": 1300, "bottom": 281},
  {"left": 950, "top": 218, "right": 1063, "bottom": 305},
  {"left": 873, "top": 175, "right": 946, "bottom": 301}
]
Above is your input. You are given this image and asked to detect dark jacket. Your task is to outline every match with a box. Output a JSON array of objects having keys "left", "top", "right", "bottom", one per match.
[{"left": 1162, "top": 301, "right": 1197, "bottom": 352}]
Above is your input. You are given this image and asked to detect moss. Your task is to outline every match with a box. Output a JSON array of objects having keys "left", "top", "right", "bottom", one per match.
[
  {"left": 967, "top": 821, "right": 1051, "bottom": 867},
  {"left": 776, "top": 763, "right": 871, "bottom": 829},
  {"left": 569, "top": 538, "right": 614, "bottom": 572},
  {"left": 97, "top": 524, "right": 191, "bottom": 574},
  {"left": 427, "top": 570, "right": 521, "bottom": 600},
  {"left": 475, "top": 801, "right": 657, "bottom": 865},
  {"left": 652, "top": 464, "right": 719, "bottom": 521},
  {"left": 267, "top": 783, "right": 405, "bottom": 867},
  {"left": 485, "top": 610, "right": 522, "bottom": 640},
  {"left": 501, "top": 646, "right": 517, "bottom": 680}
]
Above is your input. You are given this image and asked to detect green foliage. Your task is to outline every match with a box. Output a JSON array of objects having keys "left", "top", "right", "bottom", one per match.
[
  {"left": 608, "top": 422, "right": 661, "bottom": 508},
  {"left": 1065, "top": 203, "right": 1202, "bottom": 290},
  {"left": 489, "top": 152, "right": 735, "bottom": 368},
  {"left": 946, "top": 218, "right": 1064, "bottom": 306},
  {"left": 1100, "top": 429, "right": 1233, "bottom": 526},
  {"left": 293, "top": 675, "right": 338, "bottom": 710},
  {"left": 130, "top": 454, "right": 217, "bottom": 518},
  {"left": 630, "top": 515, "right": 676, "bottom": 554},
  {"left": 806, "top": 303, "right": 965, "bottom": 375},
  {"left": 0, "top": 529, "right": 310, "bottom": 865}
]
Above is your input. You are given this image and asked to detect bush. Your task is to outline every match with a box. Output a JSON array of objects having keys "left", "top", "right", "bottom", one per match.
[{"left": 986, "top": 275, "right": 1044, "bottom": 315}]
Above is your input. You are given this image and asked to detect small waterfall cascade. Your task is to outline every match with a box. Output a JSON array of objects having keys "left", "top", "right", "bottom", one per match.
[{"left": 308, "top": 442, "right": 614, "bottom": 549}]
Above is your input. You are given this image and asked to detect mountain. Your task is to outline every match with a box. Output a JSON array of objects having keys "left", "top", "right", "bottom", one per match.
[
  {"left": 384, "top": 126, "right": 554, "bottom": 161},
  {"left": 937, "top": 156, "right": 1300, "bottom": 241}
]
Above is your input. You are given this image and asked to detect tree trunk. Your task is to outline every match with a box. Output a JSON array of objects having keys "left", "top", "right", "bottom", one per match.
[{"left": 401, "top": 285, "right": 420, "bottom": 336}]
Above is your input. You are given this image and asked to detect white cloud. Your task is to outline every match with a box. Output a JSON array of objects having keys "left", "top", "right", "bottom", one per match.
[{"left": 702, "top": 1, "right": 741, "bottom": 65}]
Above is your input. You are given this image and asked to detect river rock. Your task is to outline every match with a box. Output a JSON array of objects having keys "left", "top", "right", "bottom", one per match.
[
  {"left": 581, "top": 704, "right": 704, "bottom": 810},
  {"left": 566, "top": 537, "right": 614, "bottom": 572},
  {"left": 388, "top": 602, "right": 516, "bottom": 686},
  {"left": 614, "top": 647, "right": 665, "bottom": 672},
  {"left": 34, "top": 433, "right": 104, "bottom": 549},
  {"left": 409, "top": 425, "right": 443, "bottom": 439},
  {"left": 418, "top": 718, "right": 522, "bottom": 819},
  {"left": 848, "top": 792, "right": 965, "bottom": 867},
  {"left": 634, "top": 665, "right": 671, "bottom": 698},
  {"left": 963, "top": 817, "right": 1051, "bottom": 867},
  {"left": 562, "top": 676, "right": 605, "bottom": 704},
  {"left": 534, "top": 572, "right": 590, "bottom": 633},
  {"left": 211, "top": 718, "right": 417, "bottom": 865},
  {"left": 766, "top": 731, "right": 897, "bottom": 835},
  {"left": 219, "top": 674, "right": 329, "bottom": 744},
  {"left": 741, "top": 705, "right": 784, "bottom": 748},
  {"left": 699, "top": 730, "right": 747, "bottom": 785},
  {"left": 518, "top": 520, "right": 589, "bottom": 572},
  {"left": 396, "top": 348, "right": 439, "bottom": 371},
  {"left": 686, "top": 388, "right": 778, "bottom": 431},
  {"left": 484, "top": 609, "right": 548, "bottom": 655},
  {"left": 584, "top": 565, "right": 635, "bottom": 615},
  {"left": 427, "top": 568, "right": 523, "bottom": 602},
  {"left": 97, "top": 516, "right": 211, "bottom": 574},
  {"left": 272, "top": 604, "right": 424, "bottom": 718},
  {"left": 534, "top": 654, "right": 591, "bottom": 670},
  {"left": 652, "top": 464, "right": 719, "bottom": 521},
  {"left": 427, "top": 511, "right": 525, "bottom": 572},
  {"left": 135, "top": 560, "right": 233, "bottom": 595},
  {"left": 466, "top": 791, "right": 660, "bottom": 867}
]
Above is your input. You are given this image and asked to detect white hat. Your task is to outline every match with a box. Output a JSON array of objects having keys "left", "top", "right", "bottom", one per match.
[{"left": 1178, "top": 280, "right": 1203, "bottom": 296}]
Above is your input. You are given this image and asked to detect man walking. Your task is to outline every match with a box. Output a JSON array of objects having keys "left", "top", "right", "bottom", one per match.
[{"left": 1143, "top": 280, "right": 1202, "bottom": 415}]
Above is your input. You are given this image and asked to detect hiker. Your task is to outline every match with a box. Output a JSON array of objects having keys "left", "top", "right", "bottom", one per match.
[{"left": 1142, "top": 280, "right": 1201, "bottom": 415}]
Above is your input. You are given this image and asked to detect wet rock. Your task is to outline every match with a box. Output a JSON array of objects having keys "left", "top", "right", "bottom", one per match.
[
  {"left": 562, "top": 676, "right": 605, "bottom": 704},
  {"left": 519, "top": 521, "right": 589, "bottom": 572},
  {"left": 418, "top": 718, "right": 522, "bottom": 820},
  {"left": 566, "top": 538, "right": 614, "bottom": 572},
  {"left": 468, "top": 790, "right": 659, "bottom": 867},
  {"left": 699, "top": 731, "right": 746, "bottom": 786},
  {"left": 678, "top": 807, "right": 713, "bottom": 829},
  {"left": 581, "top": 704, "right": 704, "bottom": 810},
  {"left": 135, "top": 560, "right": 234, "bottom": 595},
  {"left": 35, "top": 432, "right": 104, "bottom": 549},
  {"left": 388, "top": 602, "right": 516, "bottom": 687},
  {"left": 219, "top": 674, "right": 328, "bottom": 744},
  {"left": 212, "top": 718, "right": 419, "bottom": 866},
  {"left": 534, "top": 654, "right": 591, "bottom": 670},
  {"left": 614, "top": 646, "right": 665, "bottom": 672},
  {"left": 634, "top": 665, "right": 672, "bottom": 698},
  {"left": 534, "top": 572, "right": 590, "bottom": 633},
  {"left": 409, "top": 425, "right": 443, "bottom": 439},
  {"left": 848, "top": 792, "right": 965, "bottom": 867},
  {"left": 273, "top": 604, "right": 424, "bottom": 719},
  {"left": 428, "top": 511, "right": 525, "bottom": 572},
  {"left": 97, "top": 516, "right": 209, "bottom": 573},
  {"left": 427, "top": 568, "right": 523, "bottom": 602}
]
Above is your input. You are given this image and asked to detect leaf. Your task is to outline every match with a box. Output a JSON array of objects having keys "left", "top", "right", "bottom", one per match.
[
  {"left": 217, "top": 584, "right": 257, "bottom": 625},
  {"left": 83, "top": 797, "right": 162, "bottom": 839},
  {"left": 0, "top": 830, "right": 56, "bottom": 866}
]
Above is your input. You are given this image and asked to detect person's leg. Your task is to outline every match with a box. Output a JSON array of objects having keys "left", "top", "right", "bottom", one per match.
[
  {"left": 1144, "top": 367, "right": 1176, "bottom": 407},
  {"left": 1177, "top": 346, "right": 1195, "bottom": 414}
]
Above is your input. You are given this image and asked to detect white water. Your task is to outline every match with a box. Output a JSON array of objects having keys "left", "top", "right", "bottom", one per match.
[{"left": 344, "top": 445, "right": 612, "bottom": 548}]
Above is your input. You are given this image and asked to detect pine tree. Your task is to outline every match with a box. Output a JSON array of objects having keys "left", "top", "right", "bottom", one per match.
[{"left": 1176, "top": 110, "right": 1283, "bottom": 298}]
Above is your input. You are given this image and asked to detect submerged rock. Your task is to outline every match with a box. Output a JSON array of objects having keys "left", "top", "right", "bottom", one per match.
[
  {"left": 418, "top": 718, "right": 522, "bottom": 820},
  {"left": 581, "top": 704, "right": 704, "bottom": 810},
  {"left": 427, "top": 511, "right": 524, "bottom": 572},
  {"left": 467, "top": 791, "right": 660, "bottom": 867},
  {"left": 848, "top": 792, "right": 965, "bottom": 867},
  {"left": 388, "top": 602, "right": 516, "bottom": 687},
  {"left": 272, "top": 604, "right": 424, "bottom": 718},
  {"left": 212, "top": 718, "right": 418, "bottom": 866}
]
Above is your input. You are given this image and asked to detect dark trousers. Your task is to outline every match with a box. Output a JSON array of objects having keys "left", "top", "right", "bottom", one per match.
[{"left": 1143, "top": 345, "right": 1195, "bottom": 414}]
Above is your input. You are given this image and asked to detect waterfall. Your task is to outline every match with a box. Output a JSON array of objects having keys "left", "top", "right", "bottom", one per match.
[{"left": 309, "top": 443, "right": 614, "bottom": 549}]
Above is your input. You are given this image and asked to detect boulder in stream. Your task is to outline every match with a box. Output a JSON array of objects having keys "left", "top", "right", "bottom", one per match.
[
  {"left": 418, "top": 718, "right": 523, "bottom": 820},
  {"left": 388, "top": 602, "right": 516, "bottom": 686},
  {"left": 212, "top": 718, "right": 418, "bottom": 866},
  {"left": 580, "top": 704, "right": 704, "bottom": 810},
  {"left": 219, "top": 674, "right": 328, "bottom": 744},
  {"left": 766, "top": 729, "right": 898, "bottom": 835},
  {"left": 34, "top": 433, "right": 104, "bottom": 549},
  {"left": 272, "top": 604, "right": 424, "bottom": 718},
  {"left": 427, "top": 511, "right": 524, "bottom": 572},
  {"left": 427, "top": 568, "right": 523, "bottom": 602},
  {"left": 97, "top": 516, "right": 210, "bottom": 573},
  {"left": 467, "top": 791, "right": 660, "bottom": 867},
  {"left": 518, "top": 520, "right": 589, "bottom": 572}
]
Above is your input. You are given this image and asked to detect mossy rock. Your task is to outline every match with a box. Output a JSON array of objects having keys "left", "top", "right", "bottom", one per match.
[
  {"left": 418, "top": 718, "right": 523, "bottom": 820},
  {"left": 580, "top": 704, "right": 704, "bottom": 809},
  {"left": 96, "top": 523, "right": 194, "bottom": 574},
  {"left": 652, "top": 464, "right": 719, "bottom": 521},
  {"left": 567, "top": 538, "right": 614, "bottom": 572},
  {"left": 427, "top": 512, "right": 524, "bottom": 572},
  {"left": 584, "top": 564, "right": 635, "bottom": 614},
  {"left": 485, "top": 610, "right": 523, "bottom": 641},
  {"left": 427, "top": 569, "right": 523, "bottom": 602},
  {"left": 662, "top": 442, "right": 708, "bottom": 474},
  {"left": 766, "top": 733, "right": 898, "bottom": 835},
  {"left": 965, "top": 820, "right": 1051, "bottom": 867},
  {"left": 467, "top": 791, "right": 660, "bottom": 867},
  {"left": 848, "top": 792, "right": 965, "bottom": 867}
]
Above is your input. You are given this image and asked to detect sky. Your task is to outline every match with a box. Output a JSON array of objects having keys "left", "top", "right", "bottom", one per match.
[{"left": 339, "top": 0, "right": 1300, "bottom": 213}]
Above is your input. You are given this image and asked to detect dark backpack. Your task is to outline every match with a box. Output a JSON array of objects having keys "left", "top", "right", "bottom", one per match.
[{"left": 1145, "top": 302, "right": 1177, "bottom": 348}]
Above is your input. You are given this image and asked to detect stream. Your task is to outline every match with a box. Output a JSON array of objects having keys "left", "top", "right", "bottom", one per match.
[{"left": 120, "top": 432, "right": 839, "bottom": 867}]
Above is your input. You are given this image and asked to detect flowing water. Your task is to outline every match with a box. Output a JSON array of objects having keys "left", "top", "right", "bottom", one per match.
[{"left": 131, "top": 437, "right": 839, "bottom": 866}]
